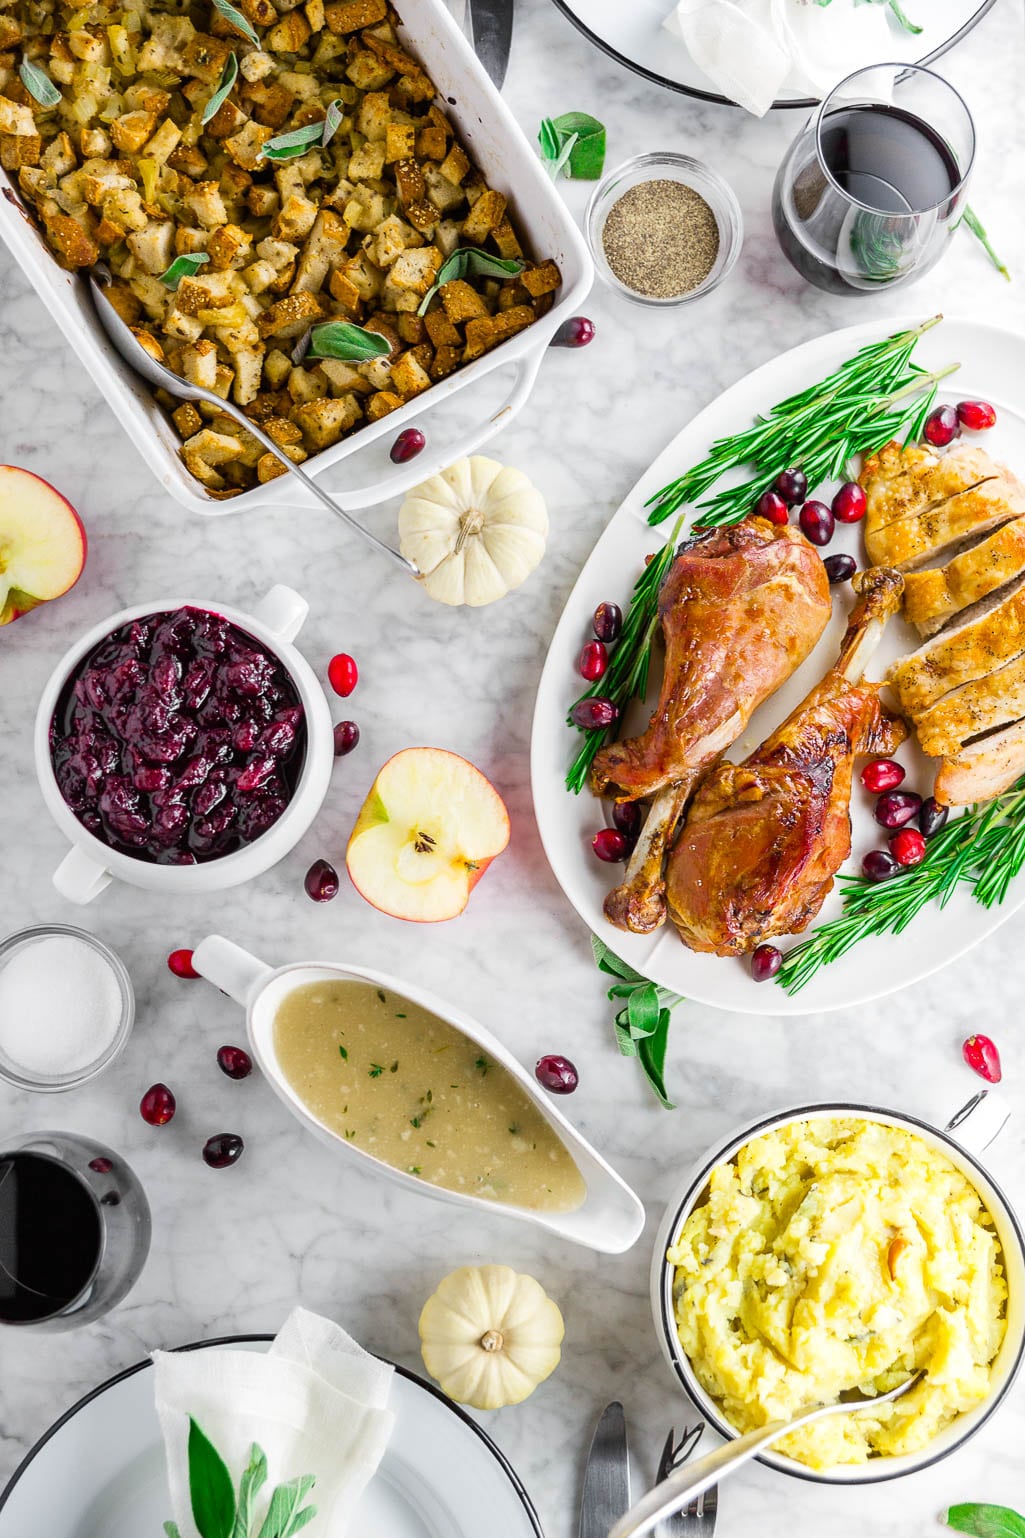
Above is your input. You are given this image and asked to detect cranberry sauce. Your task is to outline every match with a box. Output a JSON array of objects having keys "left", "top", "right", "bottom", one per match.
[{"left": 50, "top": 606, "right": 307, "bottom": 864}]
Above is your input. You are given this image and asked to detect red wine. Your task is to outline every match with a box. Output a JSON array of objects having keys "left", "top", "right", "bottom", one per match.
[
  {"left": 773, "top": 103, "right": 962, "bottom": 294},
  {"left": 0, "top": 1153, "right": 101, "bottom": 1322}
]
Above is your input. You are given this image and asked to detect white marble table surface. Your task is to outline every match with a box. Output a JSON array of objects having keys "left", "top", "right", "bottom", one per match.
[{"left": 2, "top": 2, "right": 1025, "bottom": 1533}]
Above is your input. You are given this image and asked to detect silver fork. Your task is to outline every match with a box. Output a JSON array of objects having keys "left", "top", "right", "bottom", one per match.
[{"left": 656, "top": 1427, "right": 717, "bottom": 1537}]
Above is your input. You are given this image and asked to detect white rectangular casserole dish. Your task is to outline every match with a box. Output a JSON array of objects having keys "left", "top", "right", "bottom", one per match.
[{"left": 0, "top": 0, "right": 592, "bottom": 516}]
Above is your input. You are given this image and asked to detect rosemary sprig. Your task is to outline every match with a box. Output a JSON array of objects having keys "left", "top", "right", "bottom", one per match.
[
  {"left": 776, "top": 778, "right": 1025, "bottom": 994},
  {"left": 566, "top": 516, "right": 684, "bottom": 793},
  {"left": 593, "top": 936, "right": 680, "bottom": 1108},
  {"left": 958, "top": 206, "right": 1011, "bottom": 282},
  {"left": 646, "top": 316, "right": 957, "bottom": 530}
]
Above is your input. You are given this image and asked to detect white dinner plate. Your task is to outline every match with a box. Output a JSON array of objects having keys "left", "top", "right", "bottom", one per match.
[
  {"left": 531, "top": 314, "right": 1025, "bottom": 1016},
  {"left": 0, "top": 1337, "right": 543, "bottom": 1538},
  {"left": 549, "top": 0, "right": 996, "bottom": 108}
]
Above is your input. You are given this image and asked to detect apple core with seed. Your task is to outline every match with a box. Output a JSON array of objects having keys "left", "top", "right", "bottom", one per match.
[{"left": 346, "top": 747, "right": 510, "bottom": 922}]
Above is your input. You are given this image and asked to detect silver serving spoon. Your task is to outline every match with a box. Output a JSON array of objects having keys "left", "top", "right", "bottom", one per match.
[
  {"left": 608, "top": 1372, "right": 924, "bottom": 1538},
  {"left": 88, "top": 264, "right": 419, "bottom": 577}
]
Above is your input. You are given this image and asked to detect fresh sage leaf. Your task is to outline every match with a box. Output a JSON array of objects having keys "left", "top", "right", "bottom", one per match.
[
  {"left": 545, "top": 130, "right": 578, "bottom": 183},
  {"left": 202, "top": 51, "right": 238, "bottom": 126},
  {"left": 260, "top": 99, "right": 344, "bottom": 160},
  {"left": 614, "top": 1020, "right": 639, "bottom": 1058},
  {"left": 417, "top": 245, "right": 525, "bottom": 315},
  {"left": 164, "top": 1524, "right": 182, "bottom": 1538},
  {"left": 625, "top": 981, "right": 660, "bottom": 1039},
  {"left": 538, "top": 111, "right": 606, "bottom": 181},
  {"left": 638, "top": 1008, "right": 675, "bottom": 1110},
  {"left": 188, "top": 1418, "right": 237, "bottom": 1538},
  {"left": 307, "top": 320, "right": 391, "bottom": 362},
  {"left": 946, "top": 1506, "right": 1025, "bottom": 1538},
  {"left": 537, "top": 117, "right": 561, "bottom": 162},
  {"left": 591, "top": 933, "right": 645, "bottom": 984},
  {"left": 257, "top": 1476, "right": 317, "bottom": 1538},
  {"left": 160, "top": 251, "right": 211, "bottom": 288},
  {"left": 211, "top": 0, "right": 260, "bottom": 46},
  {"left": 232, "top": 1444, "right": 269, "bottom": 1538},
  {"left": 322, "top": 97, "right": 344, "bottom": 146},
  {"left": 19, "top": 59, "right": 61, "bottom": 108}
]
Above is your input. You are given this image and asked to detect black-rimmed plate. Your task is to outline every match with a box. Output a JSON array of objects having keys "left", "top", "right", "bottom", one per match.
[{"left": 0, "top": 1336, "right": 544, "bottom": 1538}]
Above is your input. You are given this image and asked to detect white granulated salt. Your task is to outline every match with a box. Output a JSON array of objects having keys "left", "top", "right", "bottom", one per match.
[{"left": 0, "top": 935, "right": 123, "bottom": 1077}]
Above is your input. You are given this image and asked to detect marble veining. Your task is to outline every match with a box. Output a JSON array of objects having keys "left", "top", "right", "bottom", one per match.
[{"left": 1, "top": 1, "right": 1024, "bottom": 1533}]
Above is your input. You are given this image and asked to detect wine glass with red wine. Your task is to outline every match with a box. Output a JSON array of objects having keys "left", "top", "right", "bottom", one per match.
[
  {"left": 772, "top": 63, "right": 975, "bottom": 294},
  {"left": 0, "top": 1132, "right": 150, "bottom": 1332}
]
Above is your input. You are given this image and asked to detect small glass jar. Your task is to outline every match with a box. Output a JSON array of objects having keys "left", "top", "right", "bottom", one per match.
[
  {"left": 586, "top": 151, "right": 743, "bottom": 307},
  {"left": 0, "top": 925, "right": 135, "bottom": 1092}
]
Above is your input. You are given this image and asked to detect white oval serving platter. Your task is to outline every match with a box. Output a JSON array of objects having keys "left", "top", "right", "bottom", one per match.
[
  {"left": 0, "top": 1337, "right": 543, "bottom": 1538},
  {"left": 531, "top": 315, "right": 1025, "bottom": 1016}
]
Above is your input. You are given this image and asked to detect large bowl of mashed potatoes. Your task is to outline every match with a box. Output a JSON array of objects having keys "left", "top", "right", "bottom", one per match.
[{"left": 652, "top": 1102, "right": 1025, "bottom": 1482}]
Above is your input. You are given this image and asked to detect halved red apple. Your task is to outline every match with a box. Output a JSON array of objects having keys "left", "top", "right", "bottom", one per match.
[
  {"left": 346, "top": 747, "right": 510, "bottom": 922},
  {"left": 0, "top": 466, "right": 87, "bottom": 626}
]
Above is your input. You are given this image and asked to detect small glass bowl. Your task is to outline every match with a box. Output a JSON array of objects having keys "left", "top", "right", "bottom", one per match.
[
  {"left": 0, "top": 926, "right": 135, "bottom": 1092},
  {"left": 586, "top": 151, "right": 743, "bottom": 307}
]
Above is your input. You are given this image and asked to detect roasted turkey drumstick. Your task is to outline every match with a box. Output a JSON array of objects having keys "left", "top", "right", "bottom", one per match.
[
  {"left": 595, "top": 518, "right": 832, "bottom": 934},
  {"left": 666, "top": 567, "right": 907, "bottom": 957}
]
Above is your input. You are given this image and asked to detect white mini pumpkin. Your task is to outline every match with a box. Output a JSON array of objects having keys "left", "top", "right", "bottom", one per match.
[
  {"left": 418, "top": 1264, "right": 565, "bottom": 1409},
  {"left": 398, "top": 456, "right": 549, "bottom": 607}
]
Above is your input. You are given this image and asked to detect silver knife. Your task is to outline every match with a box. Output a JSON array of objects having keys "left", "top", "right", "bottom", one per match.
[
  {"left": 466, "top": 0, "right": 514, "bottom": 89},
  {"left": 580, "top": 1401, "right": 631, "bottom": 1538}
]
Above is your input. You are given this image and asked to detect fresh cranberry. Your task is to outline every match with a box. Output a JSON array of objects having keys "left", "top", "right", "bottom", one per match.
[
  {"left": 535, "top": 1054, "right": 579, "bottom": 1092},
  {"left": 305, "top": 858, "right": 339, "bottom": 901},
  {"left": 88, "top": 1156, "right": 113, "bottom": 1173},
  {"left": 592, "top": 827, "right": 628, "bottom": 862},
  {"left": 217, "top": 1045, "right": 253, "bottom": 1080},
  {"left": 755, "top": 490, "right": 789, "bottom": 525},
  {"left": 140, "top": 1083, "right": 176, "bottom": 1126},
  {"left": 167, "top": 948, "right": 199, "bottom": 978},
  {"left": 612, "top": 801, "right": 642, "bottom": 838},
  {"left": 328, "top": 653, "right": 358, "bottom": 697},
  {"left": 333, "top": 720, "right": 360, "bottom": 756},
  {"left": 774, "top": 468, "right": 807, "bottom": 506},
  {"left": 919, "top": 796, "right": 949, "bottom": 838},
  {"left": 824, "top": 554, "right": 856, "bottom": 585},
  {"left": 751, "top": 944, "right": 782, "bottom": 981},
  {"left": 832, "top": 482, "right": 867, "bottom": 523},
  {"left": 862, "top": 849, "right": 900, "bottom": 882},
  {"left": 799, "top": 501, "right": 834, "bottom": 546},
  {"left": 571, "top": 698, "right": 618, "bottom": 730},
  {"left": 550, "top": 316, "right": 595, "bottom": 348},
  {"left": 962, "top": 1034, "right": 1002, "bottom": 1084},
  {"left": 592, "top": 602, "right": 622, "bottom": 643},
  {"left": 203, "top": 1133, "right": 244, "bottom": 1169},
  {"left": 924, "top": 405, "right": 960, "bottom": 448},
  {"left": 390, "top": 428, "right": 425, "bottom": 463},
  {"left": 579, "top": 640, "right": 608, "bottom": 682},
  {"left": 956, "top": 400, "right": 997, "bottom": 431},
  {"left": 890, "top": 827, "right": 926, "bottom": 867},
  {"left": 861, "top": 760, "right": 905, "bottom": 794},
  {"left": 875, "top": 790, "right": 922, "bottom": 829}
]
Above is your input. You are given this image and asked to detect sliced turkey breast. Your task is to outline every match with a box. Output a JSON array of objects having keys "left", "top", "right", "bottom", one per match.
[
  {"left": 889, "top": 574, "right": 1025, "bottom": 716},
  {"left": 915, "top": 650, "right": 1025, "bottom": 757},
  {"left": 903, "top": 516, "right": 1025, "bottom": 637},
  {"left": 862, "top": 438, "right": 998, "bottom": 543},
  {"left": 934, "top": 719, "right": 1025, "bottom": 806}
]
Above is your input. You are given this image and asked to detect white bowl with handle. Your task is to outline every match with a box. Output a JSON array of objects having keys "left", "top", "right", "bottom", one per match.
[
  {"left": 650, "top": 1094, "right": 1025, "bottom": 1484},
  {"left": 35, "top": 585, "right": 333, "bottom": 904},
  {"left": 192, "top": 933, "right": 646, "bottom": 1254}
]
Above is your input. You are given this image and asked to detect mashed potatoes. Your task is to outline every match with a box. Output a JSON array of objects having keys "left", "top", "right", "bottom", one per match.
[{"left": 669, "top": 1117, "right": 1006, "bottom": 1469}]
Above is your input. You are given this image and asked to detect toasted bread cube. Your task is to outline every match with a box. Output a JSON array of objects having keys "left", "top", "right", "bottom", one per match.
[
  {"left": 179, "top": 339, "right": 220, "bottom": 388},
  {"left": 266, "top": 10, "right": 310, "bottom": 50},
  {"left": 258, "top": 290, "right": 324, "bottom": 338},
  {"left": 294, "top": 393, "right": 362, "bottom": 450},
  {"left": 130, "top": 328, "right": 165, "bottom": 363},
  {"left": 272, "top": 192, "right": 318, "bottom": 242},
  {"left": 325, "top": 0, "right": 387, "bottom": 31},
  {"left": 396, "top": 312, "right": 426, "bottom": 345},
  {"left": 41, "top": 132, "right": 76, "bottom": 176},
  {"left": 183, "top": 427, "right": 243, "bottom": 465},
  {"left": 520, "top": 259, "right": 561, "bottom": 298},
  {"left": 359, "top": 355, "right": 393, "bottom": 390},
  {"left": 205, "top": 97, "right": 248, "bottom": 140},
  {"left": 183, "top": 32, "right": 233, "bottom": 83},
  {"left": 43, "top": 211, "right": 99, "bottom": 268},
  {"left": 392, "top": 157, "right": 424, "bottom": 205},
  {"left": 391, "top": 71, "right": 436, "bottom": 107},
  {"left": 422, "top": 163, "right": 464, "bottom": 215},
  {"left": 240, "top": 46, "right": 275, "bottom": 80},
  {"left": 461, "top": 188, "right": 506, "bottom": 243},
  {"left": 440, "top": 278, "right": 488, "bottom": 323},
  {"left": 257, "top": 445, "right": 307, "bottom": 481},
  {"left": 288, "top": 365, "right": 328, "bottom": 404},
  {"left": 183, "top": 181, "right": 228, "bottom": 230},
  {"left": 438, "top": 143, "right": 469, "bottom": 187},
  {"left": 183, "top": 451, "right": 226, "bottom": 489},
  {"left": 345, "top": 48, "right": 395, "bottom": 90},
  {"left": 163, "top": 307, "right": 205, "bottom": 342},
  {"left": 205, "top": 223, "right": 252, "bottom": 270},
  {"left": 416, "top": 124, "right": 447, "bottom": 162},
  {"left": 347, "top": 137, "right": 386, "bottom": 180},
  {"left": 340, "top": 249, "right": 382, "bottom": 301},
  {"left": 424, "top": 309, "right": 460, "bottom": 347},
  {"left": 405, "top": 198, "right": 439, "bottom": 236},
  {"left": 385, "top": 123, "right": 415, "bottom": 163},
  {"left": 263, "top": 417, "right": 304, "bottom": 446},
  {"left": 224, "top": 120, "right": 273, "bottom": 171},
  {"left": 342, "top": 184, "right": 387, "bottom": 233},
  {"left": 0, "top": 96, "right": 36, "bottom": 136},
  {"left": 328, "top": 267, "right": 363, "bottom": 315},
  {"left": 263, "top": 347, "right": 293, "bottom": 387},
  {"left": 430, "top": 343, "right": 460, "bottom": 380},
  {"left": 434, "top": 218, "right": 461, "bottom": 258},
  {"left": 230, "top": 345, "right": 265, "bottom": 405},
  {"left": 317, "top": 358, "right": 373, "bottom": 395},
  {"left": 105, "top": 280, "right": 141, "bottom": 325},
  {"left": 143, "top": 119, "right": 182, "bottom": 165},
  {"left": 110, "top": 110, "right": 158, "bottom": 154},
  {"left": 365, "top": 213, "right": 420, "bottom": 269},
  {"left": 380, "top": 280, "right": 419, "bottom": 313},
  {"left": 126, "top": 219, "right": 175, "bottom": 274},
  {"left": 244, "top": 79, "right": 295, "bottom": 129},
  {"left": 361, "top": 33, "right": 422, "bottom": 79},
  {"left": 123, "top": 83, "right": 172, "bottom": 115},
  {"left": 0, "top": 133, "right": 40, "bottom": 169},
  {"left": 366, "top": 389, "right": 402, "bottom": 420},
  {"left": 292, "top": 208, "right": 347, "bottom": 293},
  {"left": 172, "top": 402, "right": 204, "bottom": 438},
  {"left": 389, "top": 350, "right": 431, "bottom": 398},
  {"left": 305, "top": 0, "right": 326, "bottom": 31},
  {"left": 355, "top": 90, "right": 391, "bottom": 142},
  {"left": 463, "top": 303, "right": 533, "bottom": 361},
  {"left": 167, "top": 143, "right": 209, "bottom": 178},
  {"left": 389, "top": 245, "right": 441, "bottom": 294},
  {"left": 491, "top": 218, "right": 523, "bottom": 261},
  {"left": 103, "top": 186, "right": 148, "bottom": 232},
  {"left": 175, "top": 270, "right": 235, "bottom": 315}
]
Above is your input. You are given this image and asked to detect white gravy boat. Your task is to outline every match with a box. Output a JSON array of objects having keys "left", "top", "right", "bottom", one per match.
[{"left": 192, "top": 935, "right": 645, "bottom": 1254}]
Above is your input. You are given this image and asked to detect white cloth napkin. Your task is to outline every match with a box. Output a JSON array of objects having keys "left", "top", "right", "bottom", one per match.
[
  {"left": 154, "top": 1308, "right": 395, "bottom": 1538},
  {"left": 663, "top": 0, "right": 892, "bottom": 117}
]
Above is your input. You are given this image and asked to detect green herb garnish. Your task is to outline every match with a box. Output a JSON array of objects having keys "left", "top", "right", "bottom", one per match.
[
  {"left": 409, "top": 1165, "right": 422, "bottom": 1175},
  {"left": 19, "top": 59, "right": 61, "bottom": 107},
  {"left": 777, "top": 777, "right": 1025, "bottom": 994},
  {"left": 817, "top": 0, "right": 921, "bottom": 32},
  {"left": 376, "top": 989, "right": 387, "bottom": 1003},
  {"left": 338, "top": 1045, "right": 348, "bottom": 1060},
  {"left": 172, "top": 1421, "right": 316, "bottom": 1538},
  {"left": 160, "top": 252, "right": 211, "bottom": 288},
  {"left": 538, "top": 112, "right": 606, "bottom": 180},
  {"left": 211, "top": 0, "right": 259, "bottom": 46},
  {"left": 417, "top": 246, "right": 525, "bottom": 316},
  {"left": 368, "top": 1063, "right": 384, "bottom": 1078},
  {"left": 959, "top": 206, "right": 1010, "bottom": 282},
  {"left": 945, "top": 1504, "right": 1025, "bottom": 1538},
  {"left": 202, "top": 51, "right": 238, "bottom": 126},
  {"left": 646, "top": 316, "right": 957, "bottom": 530},
  {"left": 566, "top": 516, "right": 684, "bottom": 794},
  {"left": 260, "top": 101, "right": 343, "bottom": 161},
  {"left": 303, "top": 320, "right": 391, "bottom": 362},
  {"left": 593, "top": 936, "right": 680, "bottom": 1109},
  {"left": 474, "top": 1055, "right": 489, "bottom": 1076}
]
